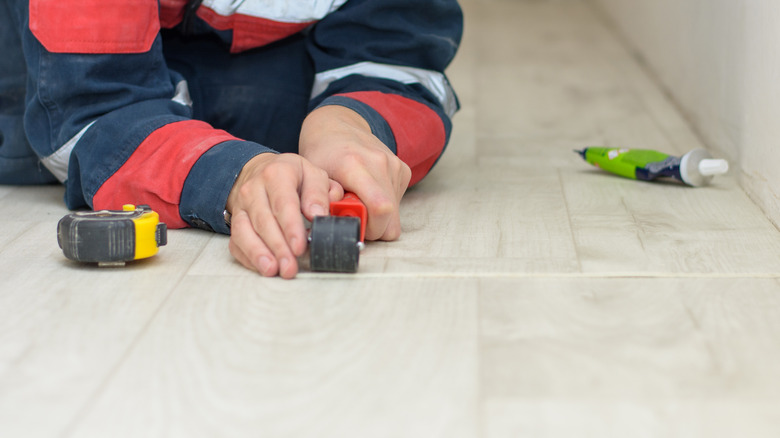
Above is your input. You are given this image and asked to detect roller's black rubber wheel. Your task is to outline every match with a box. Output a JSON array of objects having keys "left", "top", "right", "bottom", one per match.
[{"left": 310, "top": 216, "right": 361, "bottom": 273}]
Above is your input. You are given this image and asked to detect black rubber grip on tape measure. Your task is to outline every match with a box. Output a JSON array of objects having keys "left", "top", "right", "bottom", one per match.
[{"left": 57, "top": 215, "right": 135, "bottom": 263}]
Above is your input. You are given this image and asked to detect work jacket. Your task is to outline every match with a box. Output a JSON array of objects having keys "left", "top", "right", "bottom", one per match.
[{"left": 11, "top": 0, "right": 462, "bottom": 233}]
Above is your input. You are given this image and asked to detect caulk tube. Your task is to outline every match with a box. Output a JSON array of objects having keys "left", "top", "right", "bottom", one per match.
[{"left": 575, "top": 147, "right": 729, "bottom": 187}]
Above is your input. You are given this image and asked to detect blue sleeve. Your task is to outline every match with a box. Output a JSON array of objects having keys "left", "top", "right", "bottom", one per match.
[
  {"left": 307, "top": 0, "right": 463, "bottom": 185},
  {"left": 308, "top": 0, "right": 462, "bottom": 113},
  {"left": 15, "top": 0, "right": 272, "bottom": 232}
]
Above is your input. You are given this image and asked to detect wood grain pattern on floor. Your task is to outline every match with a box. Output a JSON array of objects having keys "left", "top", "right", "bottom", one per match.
[{"left": 2, "top": 1, "right": 780, "bottom": 437}]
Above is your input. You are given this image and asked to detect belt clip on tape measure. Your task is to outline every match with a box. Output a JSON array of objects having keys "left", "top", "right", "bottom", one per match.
[{"left": 57, "top": 204, "right": 167, "bottom": 267}]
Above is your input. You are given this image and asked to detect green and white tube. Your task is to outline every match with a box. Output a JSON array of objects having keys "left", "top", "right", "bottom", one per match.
[{"left": 575, "top": 147, "right": 729, "bottom": 187}]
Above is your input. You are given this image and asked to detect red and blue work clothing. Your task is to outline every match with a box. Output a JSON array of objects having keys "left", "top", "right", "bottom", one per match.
[{"left": 0, "top": 0, "right": 462, "bottom": 233}]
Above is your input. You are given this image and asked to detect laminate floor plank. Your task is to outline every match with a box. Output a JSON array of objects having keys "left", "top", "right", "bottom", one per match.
[
  {"left": 562, "top": 170, "right": 780, "bottom": 274},
  {"left": 0, "top": 222, "right": 212, "bottom": 437},
  {"left": 2, "top": 1, "right": 780, "bottom": 437},
  {"left": 68, "top": 278, "right": 479, "bottom": 438},
  {"left": 480, "top": 277, "right": 780, "bottom": 437}
]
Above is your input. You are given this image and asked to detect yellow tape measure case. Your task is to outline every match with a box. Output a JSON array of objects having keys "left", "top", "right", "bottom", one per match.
[{"left": 57, "top": 204, "right": 167, "bottom": 265}]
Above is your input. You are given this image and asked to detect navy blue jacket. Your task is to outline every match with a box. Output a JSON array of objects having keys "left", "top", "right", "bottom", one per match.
[{"left": 13, "top": 0, "right": 462, "bottom": 233}]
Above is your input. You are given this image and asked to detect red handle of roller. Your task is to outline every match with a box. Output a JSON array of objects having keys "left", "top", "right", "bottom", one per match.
[{"left": 329, "top": 192, "right": 367, "bottom": 242}]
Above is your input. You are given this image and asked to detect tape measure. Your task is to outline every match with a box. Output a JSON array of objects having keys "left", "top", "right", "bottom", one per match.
[{"left": 57, "top": 204, "right": 167, "bottom": 267}]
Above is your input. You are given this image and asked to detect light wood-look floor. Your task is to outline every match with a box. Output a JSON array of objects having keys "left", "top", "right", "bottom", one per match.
[{"left": 3, "top": 1, "right": 780, "bottom": 437}]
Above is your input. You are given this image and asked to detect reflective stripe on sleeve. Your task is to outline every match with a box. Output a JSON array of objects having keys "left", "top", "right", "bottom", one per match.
[
  {"left": 41, "top": 121, "right": 95, "bottom": 183},
  {"left": 172, "top": 80, "right": 193, "bottom": 107},
  {"left": 200, "top": 0, "right": 348, "bottom": 23},
  {"left": 311, "top": 62, "right": 459, "bottom": 118},
  {"left": 41, "top": 81, "right": 192, "bottom": 183}
]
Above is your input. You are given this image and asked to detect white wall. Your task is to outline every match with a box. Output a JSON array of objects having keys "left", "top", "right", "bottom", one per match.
[{"left": 590, "top": 0, "right": 780, "bottom": 226}]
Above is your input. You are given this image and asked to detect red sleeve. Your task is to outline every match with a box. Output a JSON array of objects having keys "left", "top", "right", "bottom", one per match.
[
  {"left": 337, "top": 91, "right": 446, "bottom": 186},
  {"left": 92, "top": 120, "right": 239, "bottom": 228}
]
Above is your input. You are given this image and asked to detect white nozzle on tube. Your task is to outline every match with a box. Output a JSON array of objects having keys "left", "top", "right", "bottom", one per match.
[
  {"left": 698, "top": 158, "right": 729, "bottom": 176},
  {"left": 680, "top": 148, "right": 729, "bottom": 187}
]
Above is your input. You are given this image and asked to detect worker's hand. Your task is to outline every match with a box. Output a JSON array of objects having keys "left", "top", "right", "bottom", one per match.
[
  {"left": 299, "top": 105, "right": 411, "bottom": 241},
  {"left": 226, "top": 153, "right": 343, "bottom": 279}
]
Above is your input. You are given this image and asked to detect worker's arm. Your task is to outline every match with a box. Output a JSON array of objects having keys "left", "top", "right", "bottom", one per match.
[
  {"left": 17, "top": 0, "right": 270, "bottom": 234},
  {"left": 303, "top": 0, "right": 464, "bottom": 241}
]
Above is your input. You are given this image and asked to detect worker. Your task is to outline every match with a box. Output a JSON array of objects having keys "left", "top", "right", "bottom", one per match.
[{"left": 0, "top": 0, "right": 463, "bottom": 278}]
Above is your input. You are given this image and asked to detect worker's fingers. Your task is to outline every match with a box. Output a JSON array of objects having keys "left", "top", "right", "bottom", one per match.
[
  {"left": 338, "top": 149, "right": 410, "bottom": 241},
  {"left": 380, "top": 211, "right": 403, "bottom": 242},
  {"left": 245, "top": 199, "right": 299, "bottom": 279},
  {"left": 259, "top": 164, "right": 308, "bottom": 258},
  {"left": 338, "top": 145, "right": 410, "bottom": 241},
  {"left": 396, "top": 162, "right": 412, "bottom": 203},
  {"left": 339, "top": 162, "right": 397, "bottom": 241},
  {"left": 379, "top": 161, "right": 411, "bottom": 241},
  {"left": 328, "top": 179, "right": 345, "bottom": 205},
  {"left": 228, "top": 210, "right": 279, "bottom": 277},
  {"left": 298, "top": 161, "right": 333, "bottom": 223},
  {"left": 226, "top": 153, "right": 332, "bottom": 279}
]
